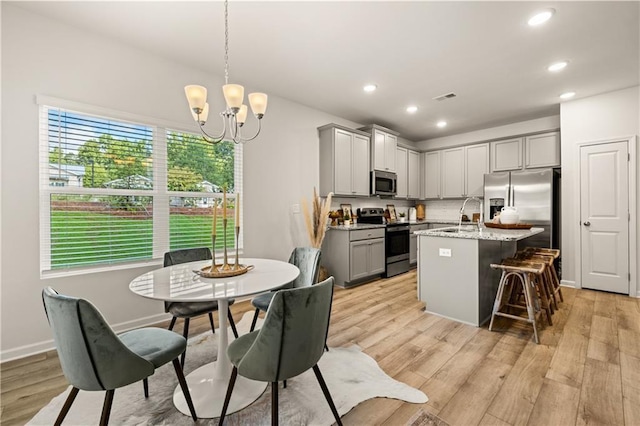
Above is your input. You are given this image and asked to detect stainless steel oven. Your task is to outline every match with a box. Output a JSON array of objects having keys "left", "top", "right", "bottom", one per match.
[
  {"left": 385, "top": 223, "right": 410, "bottom": 277},
  {"left": 371, "top": 170, "right": 397, "bottom": 196}
]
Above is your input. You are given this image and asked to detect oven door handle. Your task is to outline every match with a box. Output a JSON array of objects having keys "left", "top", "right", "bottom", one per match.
[{"left": 386, "top": 227, "right": 410, "bottom": 233}]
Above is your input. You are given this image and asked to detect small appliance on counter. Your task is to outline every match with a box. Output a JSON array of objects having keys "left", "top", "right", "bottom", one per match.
[
  {"left": 416, "top": 204, "right": 425, "bottom": 220},
  {"left": 408, "top": 207, "right": 417, "bottom": 222}
]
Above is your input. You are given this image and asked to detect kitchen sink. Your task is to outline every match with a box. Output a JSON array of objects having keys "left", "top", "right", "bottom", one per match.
[{"left": 439, "top": 226, "right": 477, "bottom": 233}]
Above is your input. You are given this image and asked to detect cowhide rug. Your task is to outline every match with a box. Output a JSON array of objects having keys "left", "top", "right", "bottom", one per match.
[{"left": 28, "top": 312, "right": 427, "bottom": 425}]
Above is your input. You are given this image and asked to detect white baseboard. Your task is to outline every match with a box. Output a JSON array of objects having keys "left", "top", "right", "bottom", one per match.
[
  {"left": 560, "top": 279, "right": 576, "bottom": 288},
  {"left": 0, "top": 313, "right": 170, "bottom": 363}
]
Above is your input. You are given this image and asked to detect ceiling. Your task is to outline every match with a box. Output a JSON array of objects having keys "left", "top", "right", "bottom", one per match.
[{"left": 13, "top": 1, "right": 640, "bottom": 141}]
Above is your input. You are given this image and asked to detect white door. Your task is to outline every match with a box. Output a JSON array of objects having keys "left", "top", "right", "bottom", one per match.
[{"left": 580, "top": 141, "right": 629, "bottom": 294}]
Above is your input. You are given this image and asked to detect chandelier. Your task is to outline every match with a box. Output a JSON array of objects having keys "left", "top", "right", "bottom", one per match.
[{"left": 184, "top": 0, "right": 268, "bottom": 144}]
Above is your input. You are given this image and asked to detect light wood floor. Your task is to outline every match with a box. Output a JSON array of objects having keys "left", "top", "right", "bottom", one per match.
[{"left": 2, "top": 270, "right": 639, "bottom": 425}]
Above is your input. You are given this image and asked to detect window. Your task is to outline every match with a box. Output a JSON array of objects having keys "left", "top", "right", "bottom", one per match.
[{"left": 40, "top": 98, "right": 242, "bottom": 276}]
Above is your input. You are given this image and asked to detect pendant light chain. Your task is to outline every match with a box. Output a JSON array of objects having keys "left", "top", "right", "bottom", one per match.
[{"left": 224, "top": 0, "right": 229, "bottom": 85}]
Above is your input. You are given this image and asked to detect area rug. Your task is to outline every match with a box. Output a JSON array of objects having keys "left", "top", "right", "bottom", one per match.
[
  {"left": 28, "top": 312, "right": 427, "bottom": 425},
  {"left": 406, "top": 409, "right": 450, "bottom": 426}
]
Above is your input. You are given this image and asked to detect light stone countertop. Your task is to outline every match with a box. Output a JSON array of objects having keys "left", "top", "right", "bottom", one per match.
[
  {"left": 328, "top": 224, "right": 386, "bottom": 231},
  {"left": 415, "top": 226, "right": 545, "bottom": 241}
]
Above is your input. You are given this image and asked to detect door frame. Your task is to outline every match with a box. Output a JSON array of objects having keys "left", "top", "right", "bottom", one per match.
[{"left": 574, "top": 136, "right": 637, "bottom": 297}]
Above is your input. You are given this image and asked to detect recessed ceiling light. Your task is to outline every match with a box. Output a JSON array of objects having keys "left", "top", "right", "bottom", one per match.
[
  {"left": 437, "top": 121, "right": 447, "bottom": 128},
  {"left": 528, "top": 9, "right": 555, "bottom": 26},
  {"left": 406, "top": 105, "right": 418, "bottom": 114},
  {"left": 363, "top": 84, "right": 377, "bottom": 93},
  {"left": 548, "top": 61, "right": 568, "bottom": 72},
  {"left": 560, "top": 91, "right": 576, "bottom": 100}
]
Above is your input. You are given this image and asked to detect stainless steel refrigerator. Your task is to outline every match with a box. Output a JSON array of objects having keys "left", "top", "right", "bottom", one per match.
[{"left": 483, "top": 168, "right": 561, "bottom": 250}]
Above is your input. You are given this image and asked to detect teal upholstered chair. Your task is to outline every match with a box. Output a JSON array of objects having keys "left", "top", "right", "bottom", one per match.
[
  {"left": 163, "top": 247, "right": 238, "bottom": 367},
  {"left": 42, "top": 287, "right": 197, "bottom": 425},
  {"left": 219, "top": 277, "right": 342, "bottom": 426},
  {"left": 249, "top": 247, "right": 321, "bottom": 332}
]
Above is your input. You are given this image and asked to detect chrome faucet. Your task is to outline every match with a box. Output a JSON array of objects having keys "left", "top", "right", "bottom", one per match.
[{"left": 459, "top": 197, "right": 484, "bottom": 231}]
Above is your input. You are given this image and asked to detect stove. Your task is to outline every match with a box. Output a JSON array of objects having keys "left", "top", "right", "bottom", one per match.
[{"left": 357, "top": 208, "right": 410, "bottom": 278}]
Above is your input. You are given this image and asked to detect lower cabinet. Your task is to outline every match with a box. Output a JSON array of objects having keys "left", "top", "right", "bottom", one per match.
[
  {"left": 410, "top": 223, "right": 430, "bottom": 265},
  {"left": 350, "top": 238, "right": 385, "bottom": 281},
  {"left": 321, "top": 228, "right": 385, "bottom": 287}
]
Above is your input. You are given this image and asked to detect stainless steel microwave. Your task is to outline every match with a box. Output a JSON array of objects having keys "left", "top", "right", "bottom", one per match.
[{"left": 371, "top": 170, "right": 397, "bottom": 196}]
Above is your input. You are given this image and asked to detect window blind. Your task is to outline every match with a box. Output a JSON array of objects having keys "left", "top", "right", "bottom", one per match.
[{"left": 39, "top": 101, "right": 243, "bottom": 276}]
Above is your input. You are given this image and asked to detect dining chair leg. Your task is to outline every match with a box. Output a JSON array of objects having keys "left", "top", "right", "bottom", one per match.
[
  {"left": 312, "top": 365, "right": 343, "bottom": 426},
  {"left": 181, "top": 318, "right": 190, "bottom": 368},
  {"left": 219, "top": 366, "right": 238, "bottom": 425},
  {"left": 99, "top": 389, "right": 115, "bottom": 426},
  {"left": 228, "top": 310, "right": 239, "bottom": 338},
  {"left": 143, "top": 378, "right": 149, "bottom": 398},
  {"left": 208, "top": 313, "right": 216, "bottom": 334},
  {"left": 324, "top": 344, "right": 329, "bottom": 352},
  {"left": 283, "top": 380, "right": 287, "bottom": 389},
  {"left": 250, "top": 308, "right": 260, "bottom": 332},
  {"left": 271, "top": 381, "right": 279, "bottom": 426},
  {"left": 168, "top": 316, "right": 177, "bottom": 331},
  {"left": 54, "top": 386, "right": 79, "bottom": 426},
  {"left": 172, "top": 358, "right": 198, "bottom": 421}
]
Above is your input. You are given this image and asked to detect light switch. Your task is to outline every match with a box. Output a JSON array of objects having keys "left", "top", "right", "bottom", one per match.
[
  {"left": 439, "top": 248, "right": 452, "bottom": 257},
  {"left": 291, "top": 204, "right": 301, "bottom": 214}
]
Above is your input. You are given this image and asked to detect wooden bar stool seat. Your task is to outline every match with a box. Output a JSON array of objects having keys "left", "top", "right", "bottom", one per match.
[
  {"left": 522, "top": 247, "right": 564, "bottom": 304},
  {"left": 502, "top": 258, "right": 554, "bottom": 325},
  {"left": 489, "top": 261, "right": 546, "bottom": 343}
]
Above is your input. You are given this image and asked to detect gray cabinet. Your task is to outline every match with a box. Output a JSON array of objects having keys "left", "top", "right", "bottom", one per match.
[
  {"left": 396, "top": 146, "right": 408, "bottom": 198},
  {"left": 318, "top": 124, "right": 370, "bottom": 197},
  {"left": 321, "top": 227, "right": 385, "bottom": 288},
  {"left": 359, "top": 124, "right": 399, "bottom": 172},
  {"left": 442, "top": 147, "right": 465, "bottom": 198},
  {"left": 465, "top": 143, "right": 490, "bottom": 197},
  {"left": 423, "top": 151, "right": 441, "bottom": 199},
  {"left": 408, "top": 150, "right": 421, "bottom": 199},
  {"left": 396, "top": 147, "right": 420, "bottom": 200},
  {"left": 525, "top": 132, "right": 560, "bottom": 168},
  {"left": 429, "top": 144, "right": 489, "bottom": 199},
  {"left": 409, "top": 223, "right": 430, "bottom": 265},
  {"left": 491, "top": 138, "right": 523, "bottom": 172},
  {"left": 491, "top": 131, "right": 560, "bottom": 172}
]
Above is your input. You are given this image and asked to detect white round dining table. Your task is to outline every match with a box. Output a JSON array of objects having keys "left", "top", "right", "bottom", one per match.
[{"left": 129, "top": 257, "right": 300, "bottom": 419}]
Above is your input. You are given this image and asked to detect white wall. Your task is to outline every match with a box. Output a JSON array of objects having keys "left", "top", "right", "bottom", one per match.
[
  {"left": 560, "top": 86, "right": 640, "bottom": 294},
  {"left": 0, "top": 4, "right": 360, "bottom": 360},
  {"left": 416, "top": 115, "right": 560, "bottom": 151}
]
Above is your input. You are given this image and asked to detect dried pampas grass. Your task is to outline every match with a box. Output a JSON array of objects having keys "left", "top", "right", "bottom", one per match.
[{"left": 301, "top": 188, "right": 333, "bottom": 248}]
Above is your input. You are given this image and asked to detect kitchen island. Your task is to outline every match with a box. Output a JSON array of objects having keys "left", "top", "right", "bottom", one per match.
[{"left": 415, "top": 226, "right": 544, "bottom": 326}]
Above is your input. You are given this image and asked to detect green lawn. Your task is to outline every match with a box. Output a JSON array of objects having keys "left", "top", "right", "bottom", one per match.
[{"left": 51, "top": 211, "right": 235, "bottom": 269}]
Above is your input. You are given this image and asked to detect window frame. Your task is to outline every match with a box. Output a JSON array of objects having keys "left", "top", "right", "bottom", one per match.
[{"left": 38, "top": 96, "right": 243, "bottom": 278}]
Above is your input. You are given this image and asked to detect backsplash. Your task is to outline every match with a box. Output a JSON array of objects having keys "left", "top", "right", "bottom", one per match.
[
  {"left": 327, "top": 197, "right": 482, "bottom": 221},
  {"left": 424, "top": 199, "right": 482, "bottom": 220},
  {"left": 331, "top": 197, "right": 414, "bottom": 218}
]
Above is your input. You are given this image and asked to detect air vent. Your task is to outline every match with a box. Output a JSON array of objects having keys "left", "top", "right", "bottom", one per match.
[{"left": 433, "top": 92, "right": 457, "bottom": 101}]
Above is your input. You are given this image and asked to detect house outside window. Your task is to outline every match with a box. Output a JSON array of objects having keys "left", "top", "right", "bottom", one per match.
[{"left": 39, "top": 98, "right": 241, "bottom": 276}]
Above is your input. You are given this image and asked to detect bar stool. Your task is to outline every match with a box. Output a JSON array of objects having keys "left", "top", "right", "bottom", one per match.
[
  {"left": 489, "top": 261, "right": 546, "bottom": 343},
  {"left": 514, "top": 252, "right": 558, "bottom": 312},
  {"left": 502, "top": 258, "right": 554, "bottom": 325},
  {"left": 524, "top": 247, "right": 563, "bottom": 304}
]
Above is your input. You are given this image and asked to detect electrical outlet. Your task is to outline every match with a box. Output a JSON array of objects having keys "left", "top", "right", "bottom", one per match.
[
  {"left": 291, "top": 204, "right": 300, "bottom": 214},
  {"left": 439, "top": 248, "right": 452, "bottom": 257}
]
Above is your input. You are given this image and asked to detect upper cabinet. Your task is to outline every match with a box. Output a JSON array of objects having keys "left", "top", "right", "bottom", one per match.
[
  {"left": 490, "top": 138, "right": 523, "bottom": 171},
  {"left": 408, "top": 149, "right": 421, "bottom": 199},
  {"left": 359, "top": 125, "right": 399, "bottom": 172},
  {"left": 422, "top": 151, "right": 441, "bottom": 199},
  {"left": 465, "top": 143, "right": 490, "bottom": 197},
  {"left": 318, "top": 124, "right": 370, "bottom": 197},
  {"left": 490, "top": 131, "right": 560, "bottom": 172},
  {"left": 396, "top": 146, "right": 421, "bottom": 199},
  {"left": 424, "top": 143, "right": 489, "bottom": 199},
  {"left": 525, "top": 132, "right": 561, "bottom": 169},
  {"left": 396, "top": 146, "right": 408, "bottom": 198}
]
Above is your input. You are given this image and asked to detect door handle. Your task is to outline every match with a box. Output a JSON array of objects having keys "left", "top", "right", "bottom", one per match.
[{"left": 584, "top": 221, "right": 591, "bottom": 226}]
